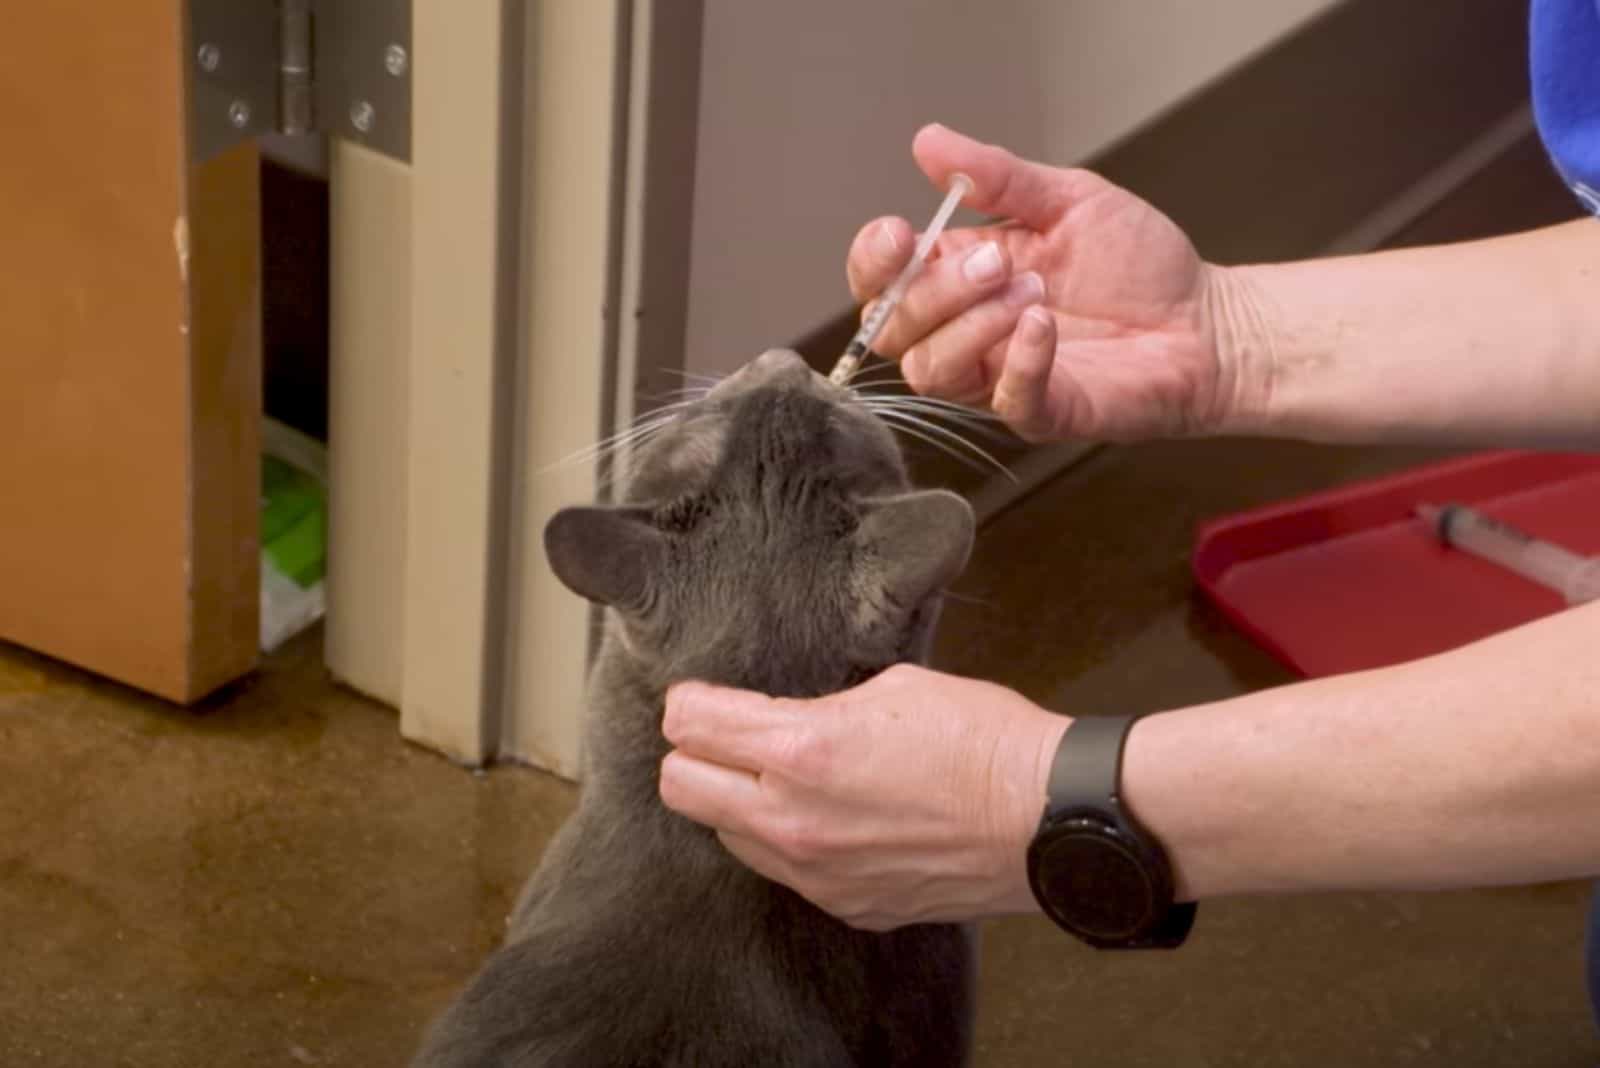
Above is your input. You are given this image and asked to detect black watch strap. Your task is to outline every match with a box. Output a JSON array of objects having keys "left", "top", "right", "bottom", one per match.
[
  {"left": 1042, "top": 713, "right": 1136, "bottom": 820},
  {"left": 1034, "top": 714, "right": 1197, "bottom": 949}
]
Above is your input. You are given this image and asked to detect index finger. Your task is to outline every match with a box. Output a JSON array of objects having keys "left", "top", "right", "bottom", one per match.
[
  {"left": 663, "top": 681, "right": 803, "bottom": 773},
  {"left": 846, "top": 215, "right": 915, "bottom": 304}
]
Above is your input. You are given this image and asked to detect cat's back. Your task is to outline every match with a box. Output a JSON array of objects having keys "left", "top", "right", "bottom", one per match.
[
  {"left": 411, "top": 934, "right": 850, "bottom": 1068},
  {"left": 411, "top": 858, "right": 973, "bottom": 1068}
]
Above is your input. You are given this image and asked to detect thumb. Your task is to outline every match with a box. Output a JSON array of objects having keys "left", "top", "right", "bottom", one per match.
[{"left": 911, "top": 123, "right": 1082, "bottom": 230}]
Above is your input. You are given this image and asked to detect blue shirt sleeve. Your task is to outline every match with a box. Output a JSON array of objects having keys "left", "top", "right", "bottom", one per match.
[
  {"left": 1531, "top": 0, "right": 1600, "bottom": 213},
  {"left": 1529, "top": 3, "right": 1600, "bottom": 1035}
]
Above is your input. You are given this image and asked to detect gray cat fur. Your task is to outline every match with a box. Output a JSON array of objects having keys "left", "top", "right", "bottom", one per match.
[{"left": 412, "top": 350, "right": 978, "bottom": 1067}]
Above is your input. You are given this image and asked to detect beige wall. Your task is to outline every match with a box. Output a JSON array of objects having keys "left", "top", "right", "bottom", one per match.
[{"left": 686, "top": 0, "right": 1339, "bottom": 374}]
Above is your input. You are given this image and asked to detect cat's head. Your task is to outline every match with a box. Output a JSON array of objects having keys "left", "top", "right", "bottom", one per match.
[{"left": 543, "top": 349, "right": 974, "bottom": 696}]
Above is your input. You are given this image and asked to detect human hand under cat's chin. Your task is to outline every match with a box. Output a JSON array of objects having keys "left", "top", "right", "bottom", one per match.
[{"left": 659, "top": 664, "right": 1071, "bottom": 931}]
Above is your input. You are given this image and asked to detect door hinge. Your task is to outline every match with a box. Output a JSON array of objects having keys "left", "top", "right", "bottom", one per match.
[{"left": 190, "top": 0, "right": 412, "bottom": 165}]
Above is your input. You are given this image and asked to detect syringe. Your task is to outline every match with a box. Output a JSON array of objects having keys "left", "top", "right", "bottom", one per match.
[
  {"left": 1416, "top": 502, "right": 1600, "bottom": 605},
  {"left": 828, "top": 173, "right": 976, "bottom": 386}
]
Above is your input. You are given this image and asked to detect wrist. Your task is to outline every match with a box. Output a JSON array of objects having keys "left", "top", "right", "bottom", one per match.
[
  {"left": 993, "top": 707, "right": 1071, "bottom": 915},
  {"left": 1200, "top": 262, "right": 1284, "bottom": 438},
  {"left": 1119, "top": 706, "right": 1243, "bottom": 903}
]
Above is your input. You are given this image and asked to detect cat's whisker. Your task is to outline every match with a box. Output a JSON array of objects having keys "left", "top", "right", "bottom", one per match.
[
  {"left": 851, "top": 382, "right": 1007, "bottom": 423},
  {"left": 872, "top": 413, "right": 1013, "bottom": 480},
  {"left": 863, "top": 397, "right": 1011, "bottom": 439},
  {"left": 614, "top": 414, "right": 680, "bottom": 450},
  {"left": 587, "top": 418, "right": 676, "bottom": 459},
  {"left": 873, "top": 418, "right": 996, "bottom": 478},
  {"left": 848, "top": 381, "right": 911, "bottom": 398},
  {"left": 880, "top": 395, "right": 1004, "bottom": 422},
  {"left": 585, "top": 411, "right": 680, "bottom": 452},
  {"left": 623, "top": 394, "right": 706, "bottom": 426},
  {"left": 556, "top": 413, "right": 679, "bottom": 470},
  {"left": 844, "top": 356, "right": 896, "bottom": 376},
  {"left": 644, "top": 394, "right": 707, "bottom": 414},
  {"left": 537, "top": 382, "right": 710, "bottom": 481},
  {"left": 872, "top": 409, "right": 1017, "bottom": 482},
  {"left": 856, "top": 390, "right": 1005, "bottom": 423},
  {"left": 873, "top": 406, "right": 1008, "bottom": 463},
  {"left": 590, "top": 411, "right": 687, "bottom": 494},
  {"left": 861, "top": 399, "right": 1015, "bottom": 451},
  {"left": 657, "top": 368, "right": 725, "bottom": 386},
  {"left": 639, "top": 386, "right": 712, "bottom": 404},
  {"left": 846, "top": 361, "right": 908, "bottom": 387},
  {"left": 849, "top": 381, "right": 915, "bottom": 400}
]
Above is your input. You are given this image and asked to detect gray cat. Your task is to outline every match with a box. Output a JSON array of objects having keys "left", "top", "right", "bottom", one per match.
[{"left": 412, "top": 349, "right": 978, "bottom": 1068}]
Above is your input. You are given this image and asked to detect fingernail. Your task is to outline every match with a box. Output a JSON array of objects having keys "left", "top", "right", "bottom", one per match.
[
  {"left": 1002, "top": 271, "right": 1045, "bottom": 306},
  {"left": 872, "top": 220, "right": 901, "bottom": 259},
  {"left": 962, "top": 241, "right": 1004, "bottom": 285},
  {"left": 1019, "top": 305, "right": 1051, "bottom": 341},
  {"left": 903, "top": 347, "right": 927, "bottom": 386}
]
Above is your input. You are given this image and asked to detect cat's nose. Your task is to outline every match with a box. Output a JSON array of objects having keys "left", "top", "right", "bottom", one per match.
[{"left": 749, "top": 348, "right": 812, "bottom": 386}]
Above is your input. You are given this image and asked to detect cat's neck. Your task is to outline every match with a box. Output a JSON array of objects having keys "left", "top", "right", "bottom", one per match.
[{"left": 578, "top": 625, "right": 674, "bottom": 792}]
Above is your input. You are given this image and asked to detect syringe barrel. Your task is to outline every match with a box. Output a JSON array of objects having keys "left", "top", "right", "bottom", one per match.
[
  {"left": 857, "top": 283, "right": 900, "bottom": 342},
  {"left": 1563, "top": 558, "right": 1600, "bottom": 605},
  {"left": 828, "top": 173, "right": 974, "bottom": 385},
  {"left": 1433, "top": 504, "right": 1596, "bottom": 603}
]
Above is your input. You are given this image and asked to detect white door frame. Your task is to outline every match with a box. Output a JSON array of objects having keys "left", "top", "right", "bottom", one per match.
[{"left": 325, "top": 0, "right": 699, "bottom": 777}]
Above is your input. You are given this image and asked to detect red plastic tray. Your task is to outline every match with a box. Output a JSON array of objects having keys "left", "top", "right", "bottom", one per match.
[{"left": 1191, "top": 450, "right": 1600, "bottom": 678}]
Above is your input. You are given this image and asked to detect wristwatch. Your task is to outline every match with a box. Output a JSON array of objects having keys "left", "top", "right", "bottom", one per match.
[{"left": 1025, "top": 714, "right": 1196, "bottom": 949}]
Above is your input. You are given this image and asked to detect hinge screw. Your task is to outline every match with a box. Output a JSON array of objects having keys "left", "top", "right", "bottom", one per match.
[
  {"left": 384, "top": 44, "right": 409, "bottom": 78},
  {"left": 228, "top": 100, "right": 251, "bottom": 128},
  {"left": 197, "top": 43, "right": 221, "bottom": 73},
  {"left": 350, "top": 100, "right": 376, "bottom": 133}
]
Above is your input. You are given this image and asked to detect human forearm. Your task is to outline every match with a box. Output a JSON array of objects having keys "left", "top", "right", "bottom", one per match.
[
  {"left": 1211, "top": 219, "right": 1600, "bottom": 447},
  {"left": 1121, "top": 599, "right": 1600, "bottom": 901}
]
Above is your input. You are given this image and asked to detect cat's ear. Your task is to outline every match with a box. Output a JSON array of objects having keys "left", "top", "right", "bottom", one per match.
[
  {"left": 543, "top": 506, "right": 664, "bottom": 610},
  {"left": 855, "top": 489, "right": 975, "bottom": 607}
]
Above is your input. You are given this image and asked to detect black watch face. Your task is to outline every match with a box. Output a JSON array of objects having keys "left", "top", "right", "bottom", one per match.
[{"left": 1031, "top": 818, "right": 1161, "bottom": 942}]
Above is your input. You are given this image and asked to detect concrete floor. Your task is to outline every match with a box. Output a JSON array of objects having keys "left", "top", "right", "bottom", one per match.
[{"left": 2, "top": 436, "right": 1596, "bottom": 1067}]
